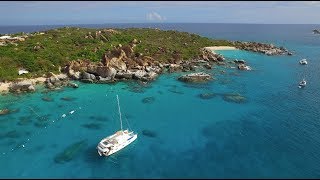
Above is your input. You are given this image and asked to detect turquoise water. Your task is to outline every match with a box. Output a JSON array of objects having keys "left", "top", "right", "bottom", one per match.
[{"left": 1, "top": 24, "right": 320, "bottom": 178}]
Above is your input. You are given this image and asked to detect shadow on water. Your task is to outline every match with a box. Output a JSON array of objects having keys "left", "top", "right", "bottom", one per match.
[
  {"left": 142, "top": 129, "right": 157, "bottom": 138},
  {"left": 83, "top": 144, "right": 106, "bottom": 164},
  {"left": 81, "top": 123, "right": 104, "bottom": 130},
  {"left": 142, "top": 97, "right": 155, "bottom": 104}
]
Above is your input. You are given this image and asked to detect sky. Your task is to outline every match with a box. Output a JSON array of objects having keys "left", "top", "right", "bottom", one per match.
[{"left": 0, "top": 1, "right": 320, "bottom": 25}]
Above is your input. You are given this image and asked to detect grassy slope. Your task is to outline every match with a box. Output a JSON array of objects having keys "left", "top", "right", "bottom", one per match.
[{"left": 0, "top": 27, "right": 233, "bottom": 81}]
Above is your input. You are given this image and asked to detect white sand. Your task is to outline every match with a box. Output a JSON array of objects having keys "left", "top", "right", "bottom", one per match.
[
  {"left": 0, "top": 77, "right": 47, "bottom": 93},
  {"left": 0, "top": 82, "right": 11, "bottom": 93},
  {"left": 204, "top": 46, "right": 237, "bottom": 51}
]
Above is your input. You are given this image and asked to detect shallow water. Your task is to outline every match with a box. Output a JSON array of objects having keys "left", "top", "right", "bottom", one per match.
[{"left": 1, "top": 24, "right": 320, "bottom": 178}]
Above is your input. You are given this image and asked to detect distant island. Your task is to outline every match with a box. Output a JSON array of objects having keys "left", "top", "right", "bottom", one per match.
[{"left": 0, "top": 27, "right": 292, "bottom": 94}]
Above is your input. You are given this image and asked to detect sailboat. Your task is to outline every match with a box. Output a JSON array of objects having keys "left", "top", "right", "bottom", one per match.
[{"left": 97, "top": 95, "right": 138, "bottom": 157}]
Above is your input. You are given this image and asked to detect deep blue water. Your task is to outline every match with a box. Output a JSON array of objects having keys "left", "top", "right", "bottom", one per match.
[{"left": 0, "top": 23, "right": 320, "bottom": 178}]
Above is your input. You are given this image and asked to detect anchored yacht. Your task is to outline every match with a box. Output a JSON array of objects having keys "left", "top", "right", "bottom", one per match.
[{"left": 97, "top": 95, "right": 137, "bottom": 157}]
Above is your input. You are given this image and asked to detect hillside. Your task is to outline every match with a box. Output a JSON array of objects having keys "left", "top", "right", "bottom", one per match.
[{"left": 0, "top": 27, "right": 232, "bottom": 81}]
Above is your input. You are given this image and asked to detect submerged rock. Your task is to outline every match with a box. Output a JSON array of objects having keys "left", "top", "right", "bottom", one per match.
[
  {"left": 54, "top": 140, "right": 88, "bottom": 164},
  {"left": 82, "top": 123, "right": 102, "bottom": 130},
  {"left": 0, "top": 109, "right": 10, "bottom": 115},
  {"left": 89, "top": 116, "right": 109, "bottom": 122},
  {"left": 142, "top": 97, "right": 155, "bottom": 104},
  {"left": 36, "top": 114, "right": 51, "bottom": 122},
  {"left": 222, "top": 93, "right": 247, "bottom": 104},
  {"left": 168, "top": 87, "right": 184, "bottom": 94},
  {"left": 60, "top": 97, "right": 76, "bottom": 101},
  {"left": 142, "top": 129, "right": 157, "bottom": 138},
  {"left": 198, "top": 93, "right": 216, "bottom": 100},
  {"left": 3, "top": 130, "right": 21, "bottom": 139},
  {"left": 17, "top": 116, "right": 33, "bottom": 126},
  {"left": 238, "top": 64, "right": 252, "bottom": 71},
  {"left": 41, "top": 96, "right": 53, "bottom": 102},
  {"left": 34, "top": 121, "right": 49, "bottom": 128},
  {"left": 178, "top": 72, "right": 212, "bottom": 83}
]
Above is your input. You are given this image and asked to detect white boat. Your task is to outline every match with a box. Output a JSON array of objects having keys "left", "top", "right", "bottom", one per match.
[
  {"left": 299, "top": 59, "right": 307, "bottom": 65},
  {"left": 97, "top": 95, "right": 137, "bottom": 157},
  {"left": 298, "top": 79, "right": 307, "bottom": 88}
]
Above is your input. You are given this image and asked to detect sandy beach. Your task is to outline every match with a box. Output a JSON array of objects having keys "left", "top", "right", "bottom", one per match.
[
  {"left": 0, "top": 77, "right": 47, "bottom": 94},
  {"left": 204, "top": 46, "right": 237, "bottom": 53},
  {"left": 0, "top": 82, "right": 11, "bottom": 93}
]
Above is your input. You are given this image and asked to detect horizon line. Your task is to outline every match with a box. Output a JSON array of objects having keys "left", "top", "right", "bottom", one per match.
[{"left": 1, "top": 22, "right": 320, "bottom": 27}]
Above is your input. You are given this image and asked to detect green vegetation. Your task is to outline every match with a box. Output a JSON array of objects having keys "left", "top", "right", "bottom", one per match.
[{"left": 0, "top": 27, "right": 233, "bottom": 81}]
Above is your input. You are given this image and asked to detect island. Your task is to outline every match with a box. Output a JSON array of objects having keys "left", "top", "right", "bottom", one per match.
[{"left": 0, "top": 27, "right": 291, "bottom": 94}]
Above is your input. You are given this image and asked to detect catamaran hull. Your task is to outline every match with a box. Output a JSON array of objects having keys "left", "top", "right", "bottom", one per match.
[{"left": 98, "top": 134, "right": 138, "bottom": 157}]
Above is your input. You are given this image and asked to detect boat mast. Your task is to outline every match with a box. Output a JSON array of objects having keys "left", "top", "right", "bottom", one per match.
[{"left": 116, "top": 95, "right": 123, "bottom": 130}]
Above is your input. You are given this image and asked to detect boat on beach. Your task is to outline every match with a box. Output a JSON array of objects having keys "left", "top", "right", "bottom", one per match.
[{"left": 97, "top": 95, "right": 137, "bottom": 157}]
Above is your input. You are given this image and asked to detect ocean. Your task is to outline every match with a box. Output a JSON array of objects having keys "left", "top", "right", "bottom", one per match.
[{"left": 0, "top": 23, "right": 320, "bottom": 178}]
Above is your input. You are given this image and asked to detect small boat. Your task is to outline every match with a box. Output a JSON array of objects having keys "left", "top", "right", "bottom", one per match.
[
  {"left": 97, "top": 95, "right": 137, "bottom": 157},
  {"left": 298, "top": 79, "right": 307, "bottom": 88},
  {"left": 299, "top": 59, "right": 307, "bottom": 65}
]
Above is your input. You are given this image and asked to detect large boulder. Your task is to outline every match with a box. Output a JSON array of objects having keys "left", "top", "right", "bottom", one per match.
[
  {"left": 56, "top": 74, "right": 68, "bottom": 81},
  {"left": 133, "top": 70, "right": 147, "bottom": 80},
  {"left": 9, "top": 80, "right": 35, "bottom": 93},
  {"left": 102, "top": 49, "right": 127, "bottom": 71},
  {"left": 115, "top": 70, "right": 133, "bottom": 80},
  {"left": 80, "top": 71, "right": 93, "bottom": 80},
  {"left": 86, "top": 64, "right": 117, "bottom": 79},
  {"left": 178, "top": 72, "right": 213, "bottom": 83},
  {"left": 168, "top": 64, "right": 183, "bottom": 73},
  {"left": 144, "top": 72, "right": 158, "bottom": 81},
  {"left": 44, "top": 73, "right": 71, "bottom": 89}
]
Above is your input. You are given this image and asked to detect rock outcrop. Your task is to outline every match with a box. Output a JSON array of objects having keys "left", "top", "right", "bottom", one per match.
[
  {"left": 0, "top": 109, "right": 10, "bottom": 115},
  {"left": 238, "top": 64, "right": 252, "bottom": 71},
  {"left": 200, "top": 48, "right": 225, "bottom": 62},
  {"left": 44, "top": 72, "right": 78, "bottom": 89},
  {"left": 178, "top": 72, "right": 213, "bottom": 83},
  {"left": 232, "top": 41, "right": 292, "bottom": 55},
  {"left": 63, "top": 38, "right": 164, "bottom": 83},
  {"left": 9, "top": 80, "right": 35, "bottom": 93}
]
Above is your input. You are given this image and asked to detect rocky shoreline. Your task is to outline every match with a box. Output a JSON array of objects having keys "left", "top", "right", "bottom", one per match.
[
  {"left": 0, "top": 40, "right": 292, "bottom": 94},
  {"left": 232, "top": 41, "right": 293, "bottom": 56}
]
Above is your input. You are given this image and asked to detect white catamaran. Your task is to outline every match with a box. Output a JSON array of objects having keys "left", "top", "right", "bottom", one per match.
[{"left": 97, "top": 95, "right": 137, "bottom": 157}]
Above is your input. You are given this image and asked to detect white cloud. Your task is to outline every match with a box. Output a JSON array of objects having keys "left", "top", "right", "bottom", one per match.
[{"left": 146, "top": 12, "right": 166, "bottom": 21}]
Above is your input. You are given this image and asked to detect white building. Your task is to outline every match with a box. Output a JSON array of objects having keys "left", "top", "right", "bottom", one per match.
[{"left": 18, "top": 69, "right": 29, "bottom": 75}]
